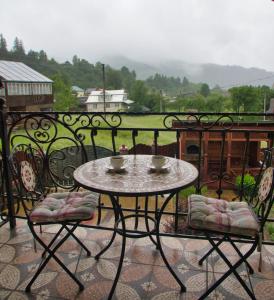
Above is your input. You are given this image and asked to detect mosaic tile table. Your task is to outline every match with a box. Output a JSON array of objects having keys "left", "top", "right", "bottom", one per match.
[{"left": 74, "top": 155, "right": 198, "bottom": 299}]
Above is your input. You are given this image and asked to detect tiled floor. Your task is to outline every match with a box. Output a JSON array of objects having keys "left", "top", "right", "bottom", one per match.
[{"left": 0, "top": 219, "right": 274, "bottom": 300}]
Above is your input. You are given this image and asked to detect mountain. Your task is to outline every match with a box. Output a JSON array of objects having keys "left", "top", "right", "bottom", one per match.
[{"left": 103, "top": 56, "right": 274, "bottom": 88}]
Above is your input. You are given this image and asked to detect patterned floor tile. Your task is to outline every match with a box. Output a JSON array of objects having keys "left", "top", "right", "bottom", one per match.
[
  {"left": 6, "top": 248, "right": 81, "bottom": 299},
  {"left": 183, "top": 239, "right": 211, "bottom": 256},
  {"left": 75, "top": 257, "right": 152, "bottom": 300},
  {"left": 0, "top": 289, "right": 12, "bottom": 299},
  {"left": 0, "top": 226, "right": 13, "bottom": 244},
  {"left": 211, "top": 253, "right": 249, "bottom": 276},
  {"left": 1, "top": 221, "right": 274, "bottom": 299},
  {"left": 147, "top": 265, "right": 214, "bottom": 300},
  {"left": 211, "top": 271, "right": 254, "bottom": 300},
  {"left": 251, "top": 276, "right": 274, "bottom": 300},
  {"left": 248, "top": 253, "right": 274, "bottom": 280},
  {"left": 0, "top": 264, "right": 21, "bottom": 291}
]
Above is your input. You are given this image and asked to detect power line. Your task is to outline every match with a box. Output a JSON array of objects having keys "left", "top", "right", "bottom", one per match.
[{"left": 220, "top": 74, "right": 274, "bottom": 89}]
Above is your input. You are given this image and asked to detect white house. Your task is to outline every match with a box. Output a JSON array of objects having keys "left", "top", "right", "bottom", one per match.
[{"left": 86, "top": 89, "right": 134, "bottom": 112}]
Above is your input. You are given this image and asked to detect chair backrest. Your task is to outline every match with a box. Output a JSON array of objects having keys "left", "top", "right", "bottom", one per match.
[
  {"left": 10, "top": 145, "right": 45, "bottom": 218},
  {"left": 249, "top": 148, "right": 274, "bottom": 230}
]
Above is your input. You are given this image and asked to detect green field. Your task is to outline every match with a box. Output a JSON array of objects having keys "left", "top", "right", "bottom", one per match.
[{"left": 10, "top": 115, "right": 177, "bottom": 150}]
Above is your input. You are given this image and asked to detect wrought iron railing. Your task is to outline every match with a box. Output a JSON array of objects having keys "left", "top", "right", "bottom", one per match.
[{"left": 0, "top": 97, "right": 274, "bottom": 243}]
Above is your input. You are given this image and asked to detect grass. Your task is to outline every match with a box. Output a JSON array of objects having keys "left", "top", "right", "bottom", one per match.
[{"left": 10, "top": 115, "right": 177, "bottom": 150}]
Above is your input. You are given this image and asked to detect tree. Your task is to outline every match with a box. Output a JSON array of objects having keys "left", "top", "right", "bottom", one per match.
[
  {"left": 52, "top": 73, "right": 78, "bottom": 111},
  {"left": 205, "top": 93, "right": 226, "bottom": 113},
  {"left": 229, "top": 86, "right": 260, "bottom": 113},
  {"left": 199, "top": 83, "right": 210, "bottom": 97},
  {"left": 106, "top": 67, "right": 122, "bottom": 89},
  {"left": 146, "top": 91, "right": 165, "bottom": 112},
  {"left": 129, "top": 80, "right": 148, "bottom": 106},
  {"left": 39, "top": 50, "right": 48, "bottom": 62},
  {"left": 185, "top": 94, "right": 206, "bottom": 111},
  {"left": 12, "top": 37, "right": 25, "bottom": 59},
  {"left": 182, "top": 76, "right": 189, "bottom": 87},
  {"left": 27, "top": 50, "right": 39, "bottom": 61},
  {"left": 0, "top": 34, "right": 8, "bottom": 58},
  {"left": 72, "top": 55, "right": 80, "bottom": 65},
  {"left": 120, "top": 66, "right": 136, "bottom": 91}
]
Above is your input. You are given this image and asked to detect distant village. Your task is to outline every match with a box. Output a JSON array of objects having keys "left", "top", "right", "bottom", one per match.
[
  {"left": 1, "top": 59, "right": 274, "bottom": 181},
  {"left": 0, "top": 60, "right": 134, "bottom": 112}
]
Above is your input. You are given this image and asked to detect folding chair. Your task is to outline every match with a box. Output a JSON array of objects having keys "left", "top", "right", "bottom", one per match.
[
  {"left": 10, "top": 145, "right": 98, "bottom": 292},
  {"left": 187, "top": 149, "right": 274, "bottom": 300}
]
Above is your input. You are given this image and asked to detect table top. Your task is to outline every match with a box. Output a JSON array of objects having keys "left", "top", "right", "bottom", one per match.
[{"left": 73, "top": 155, "right": 198, "bottom": 196}]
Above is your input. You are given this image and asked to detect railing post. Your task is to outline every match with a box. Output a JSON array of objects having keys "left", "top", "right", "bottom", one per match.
[{"left": 0, "top": 98, "right": 16, "bottom": 228}]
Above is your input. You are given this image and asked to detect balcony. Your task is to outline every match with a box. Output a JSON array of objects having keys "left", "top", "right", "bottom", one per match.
[
  {"left": 0, "top": 103, "right": 274, "bottom": 299},
  {"left": 0, "top": 218, "right": 273, "bottom": 299}
]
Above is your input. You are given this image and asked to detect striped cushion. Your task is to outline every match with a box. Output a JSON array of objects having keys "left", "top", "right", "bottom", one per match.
[
  {"left": 30, "top": 191, "right": 98, "bottom": 223},
  {"left": 188, "top": 195, "right": 259, "bottom": 237}
]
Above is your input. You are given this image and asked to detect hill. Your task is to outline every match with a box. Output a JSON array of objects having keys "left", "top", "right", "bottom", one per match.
[{"left": 103, "top": 56, "right": 274, "bottom": 88}]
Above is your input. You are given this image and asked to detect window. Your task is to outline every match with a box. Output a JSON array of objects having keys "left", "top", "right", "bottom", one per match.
[
  {"left": 24, "top": 83, "right": 30, "bottom": 95},
  {"left": 115, "top": 103, "right": 119, "bottom": 107},
  {"left": 93, "top": 104, "right": 97, "bottom": 109},
  {"left": 8, "top": 83, "right": 16, "bottom": 95},
  {"left": 106, "top": 103, "right": 110, "bottom": 108},
  {"left": 187, "top": 144, "right": 199, "bottom": 155}
]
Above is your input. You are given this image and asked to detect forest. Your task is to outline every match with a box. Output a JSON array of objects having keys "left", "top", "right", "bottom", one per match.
[{"left": 1, "top": 34, "right": 274, "bottom": 113}]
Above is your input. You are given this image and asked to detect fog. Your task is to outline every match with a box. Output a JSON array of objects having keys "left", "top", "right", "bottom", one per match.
[{"left": 1, "top": 0, "right": 274, "bottom": 70}]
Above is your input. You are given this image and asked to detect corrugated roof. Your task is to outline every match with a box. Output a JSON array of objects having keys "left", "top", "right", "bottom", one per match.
[
  {"left": 0, "top": 60, "right": 53, "bottom": 83},
  {"left": 72, "top": 85, "right": 84, "bottom": 92},
  {"left": 86, "top": 89, "right": 134, "bottom": 104}
]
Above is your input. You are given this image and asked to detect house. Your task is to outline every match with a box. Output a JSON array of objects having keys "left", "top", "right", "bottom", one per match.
[
  {"left": 86, "top": 89, "right": 134, "bottom": 112},
  {"left": 84, "top": 88, "right": 96, "bottom": 96},
  {"left": 71, "top": 86, "right": 85, "bottom": 97},
  {"left": 0, "top": 60, "right": 53, "bottom": 111}
]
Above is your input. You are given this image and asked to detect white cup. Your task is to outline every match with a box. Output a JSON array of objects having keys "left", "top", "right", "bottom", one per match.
[
  {"left": 151, "top": 155, "right": 168, "bottom": 170},
  {"left": 110, "top": 156, "right": 126, "bottom": 170}
]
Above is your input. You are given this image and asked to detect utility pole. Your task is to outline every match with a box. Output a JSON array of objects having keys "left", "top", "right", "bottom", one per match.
[
  {"left": 264, "top": 92, "right": 266, "bottom": 121},
  {"left": 102, "top": 63, "right": 106, "bottom": 114},
  {"left": 160, "top": 90, "right": 163, "bottom": 113}
]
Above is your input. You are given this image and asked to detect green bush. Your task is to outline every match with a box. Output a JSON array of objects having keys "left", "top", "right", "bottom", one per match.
[
  {"left": 178, "top": 185, "right": 207, "bottom": 199},
  {"left": 235, "top": 174, "right": 256, "bottom": 198},
  {"left": 266, "top": 223, "right": 274, "bottom": 241}
]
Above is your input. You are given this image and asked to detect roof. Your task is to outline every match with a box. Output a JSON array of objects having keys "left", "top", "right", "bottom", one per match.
[
  {"left": 124, "top": 99, "right": 134, "bottom": 104},
  {"left": 85, "top": 88, "right": 96, "bottom": 94},
  {"left": 89, "top": 90, "right": 125, "bottom": 96},
  {"left": 86, "top": 89, "right": 133, "bottom": 104},
  {"left": 0, "top": 60, "right": 53, "bottom": 83},
  {"left": 72, "top": 85, "right": 84, "bottom": 92}
]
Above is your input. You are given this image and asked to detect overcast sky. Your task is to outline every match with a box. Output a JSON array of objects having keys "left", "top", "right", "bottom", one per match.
[{"left": 1, "top": 0, "right": 274, "bottom": 71}]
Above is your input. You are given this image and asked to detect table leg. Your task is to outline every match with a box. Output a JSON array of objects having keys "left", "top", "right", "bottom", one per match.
[
  {"left": 107, "top": 194, "right": 127, "bottom": 300},
  {"left": 155, "top": 191, "right": 187, "bottom": 293},
  {"left": 145, "top": 195, "right": 158, "bottom": 248},
  {"left": 95, "top": 195, "right": 119, "bottom": 260}
]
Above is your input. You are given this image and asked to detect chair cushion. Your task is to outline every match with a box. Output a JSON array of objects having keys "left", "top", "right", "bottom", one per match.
[
  {"left": 29, "top": 191, "right": 98, "bottom": 223},
  {"left": 188, "top": 195, "right": 259, "bottom": 237}
]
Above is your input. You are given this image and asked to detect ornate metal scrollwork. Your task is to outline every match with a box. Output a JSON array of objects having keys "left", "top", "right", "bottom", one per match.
[
  {"left": 163, "top": 114, "right": 200, "bottom": 129},
  {"left": 199, "top": 114, "right": 234, "bottom": 130},
  {"left": 90, "top": 113, "right": 122, "bottom": 128}
]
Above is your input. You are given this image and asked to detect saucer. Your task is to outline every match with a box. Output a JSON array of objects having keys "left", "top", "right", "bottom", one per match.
[
  {"left": 149, "top": 164, "right": 170, "bottom": 173},
  {"left": 106, "top": 165, "right": 126, "bottom": 173}
]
